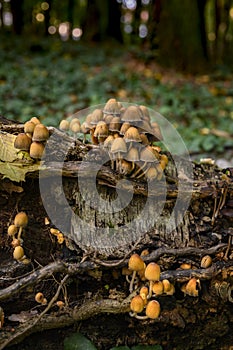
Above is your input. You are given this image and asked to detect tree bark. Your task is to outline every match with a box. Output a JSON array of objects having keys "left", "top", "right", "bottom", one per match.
[{"left": 0, "top": 120, "right": 232, "bottom": 349}]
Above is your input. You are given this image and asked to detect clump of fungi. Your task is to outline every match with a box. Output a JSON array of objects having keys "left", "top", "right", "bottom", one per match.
[
  {"left": 125, "top": 252, "right": 176, "bottom": 320},
  {"left": 7, "top": 211, "right": 30, "bottom": 264},
  {"left": 14, "top": 116, "right": 49, "bottom": 160},
  {"left": 59, "top": 98, "right": 169, "bottom": 181}
]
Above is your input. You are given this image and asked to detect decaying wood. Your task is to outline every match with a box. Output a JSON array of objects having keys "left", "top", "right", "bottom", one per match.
[{"left": 0, "top": 121, "right": 232, "bottom": 349}]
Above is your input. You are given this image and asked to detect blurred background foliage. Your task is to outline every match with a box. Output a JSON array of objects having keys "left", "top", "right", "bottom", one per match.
[{"left": 0, "top": 0, "right": 233, "bottom": 158}]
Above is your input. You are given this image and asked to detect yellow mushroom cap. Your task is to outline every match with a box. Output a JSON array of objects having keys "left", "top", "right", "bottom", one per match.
[
  {"left": 128, "top": 253, "right": 145, "bottom": 272},
  {"left": 130, "top": 295, "right": 144, "bottom": 313},
  {"left": 145, "top": 300, "right": 160, "bottom": 319},
  {"left": 59, "top": 119, "right": 70, "bottom": 131},
  {"left": 7, "top": 224, "right": 18, "bottom": 237},
  {"left": 35, "top": 292, "right": 44, "bottom": 303},
  {"left": 201, "top": 255, "right": 212, "bottom": 268},
  {"left": 152, "top": 281, "right": 164, "bottom": 295},
  {"left": 185, "top": 277, "right": 199, "bottom": 297},
  {"left": 30, "top": 117, "right": 41, "bottom": 125},
  {"left": 140, "top": 286, "right": 149, "bottom": 305},
  {"left": 162, "top": 279, "right": 171, "bottom": 293},
  {"left": 13, "top": 246, "right": 25, "bottom": 260},
  {"left": 24, "top": 121, "right": 36, "bottom": 134},
  {"left": 14, "top": 212, "right": 28, "bottom": 228},
  {"left": 144, "top": 262, "right": 161, "bottom": 282}
]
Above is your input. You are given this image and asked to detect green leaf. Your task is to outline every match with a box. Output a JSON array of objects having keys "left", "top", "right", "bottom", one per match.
[
  {"left": 0, "top": 161, "right": 40, "bottom": 182},
  {"left": 0, "top": 132, "right": 18, "bottom": 162},
  {"left": 64, "top": 333, "right": 97, "bottom": 350}
]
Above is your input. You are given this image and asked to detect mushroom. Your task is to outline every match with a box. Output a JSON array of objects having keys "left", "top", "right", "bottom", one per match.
[
  {"left": 182, "top": 277, "right": 199, "bottom": 297},
  {"left": 201, "top": 255, "right": 212, "bottom": 268},
  {"left": 139, "top": 105, "right": 150, "bottom": 122},
  {"left": 70, "top": 120, "right": 81, "bottom": 138},
  {"left": 11, "top": 238, "right": 21, "bottom": 248},
  {"left": 59, "top": 119, "right": 70, "bottom": 132},
  {"left": 144, "top": 262, "right": 161, "bottom": 298},
  {"left": 125, "top": 146, "right": 140, "bottom": 174},
  {"left": 110, "top": 137, "right": 127, "bottom": 172},
  {"left": 7, "top": 224, "right": 18, "bottom": 239},
  {"left": 94, "top": 120, "right": 109, "bottom": 143},
  {"left": 14, "top": 133, "right": 32, "bottom": 151},
  {"left": 139, "top": 286, "right": 149, "bottom": 305},
  {"left": 129, "top": 295, "right": 145, "bottom": 318},
  {"left": 180, "top": 263, "right": 192, "bottom": 270},
  {"left": 103, "top": 98, "right": 121, "bottom": 116},
  {"left": 120, "top": 159, "right": 134, "bottom": 176},
  {"left": 121, "top": 105, "right": 143, "bottom": 125},
  {"left": 13, "top": 246, "right": 25, "bottom": 261},
  {"left": 123, "top": 126, "right": 141, "bottom": 149},
  {"left": 35, "top": 292, "right": 47, "bottom": 305},
  {"left": 109, "top": 116, "right": 122, "bottom": 134},
  {"left": 162, "top": 279, "right": 175, "bottom": 295},
  {"left": 30, "top": 141, "right": 45, "bottom": 159},
  {"left": 144, "top": 166, "right": 158, "bottom": 182},
  {"left": 152, "top": 281, "right": 164, "bottom": 296},
  {"left": 32, "top": 124, "right": 49, "bottom": 142},
  {"left": 90, "top": 109, "right": 103, "bottom": 126},
  {"left": 132, "top": 146, "right": 159, "bottom": 179},
  {"left": 14, "top": 211, "right": 28, "bottom": 240},
  {"left": 120, "top": 122, "right": 131, "bottom": 136},
  {"left": 30, "top": 117, "right": 41, "bottom": 125},
  {"left": 145, "top": 300, "right": 160, "bottom": 319},
  {"left": 148, "top": 122, "right": 163, "bottom": 143},
  {"left": 128, "top": 253, "right": 145, "bottom": 292},
  {"left": 24, "top": 121, "right": 36, "bottom": 138}
]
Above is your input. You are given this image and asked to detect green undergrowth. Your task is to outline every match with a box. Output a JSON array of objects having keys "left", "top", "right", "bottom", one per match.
[{"left": 0, "top": 35, "right": 233, "bottom": 156}]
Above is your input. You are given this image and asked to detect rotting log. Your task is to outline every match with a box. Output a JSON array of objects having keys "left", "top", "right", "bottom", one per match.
[{"left": 0, "top": 118, "right": 232, "bottom": 350}]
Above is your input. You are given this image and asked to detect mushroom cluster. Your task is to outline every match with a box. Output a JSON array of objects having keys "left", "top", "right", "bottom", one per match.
[
  {"left": 59, "top": 98, "right": 168, "bottom": 181},
  {"left": 7, "top": 211, "right": 30, "bottom": 264},
  {"left": 125, "top": 253, "right": 175, "bottom": 320},
  {"left": 14, "top": 116, "right": 49, "bottom": 160}
]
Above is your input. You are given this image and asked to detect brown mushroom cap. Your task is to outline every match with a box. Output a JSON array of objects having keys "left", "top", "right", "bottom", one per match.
[
  {"left": 125, "top": 146, "right": 140, "bottom": 162},
  {"left": 90, "top": 109, "right": 103, "bottom": 125},
  {"left": 124, "top": 126, "right": 141, "bottom": 143},
  {"left": 59, "top": 119, "right": 70, "bottom": 131},
  {"left": 103, "top": 99, "right": 121, "bottom": 115},
  {"left": 139, "top": 105, "right": 150, "bottom": 120},
  {"left": 35, "top": 292, "right": 44, "bottom": 303},
  {"left": 148, "top": 122, "right": 163, "bottom": 142},
  {"left": 103, "top": 114, "right": 114, "bottom": 125},
  {"left": 69, "top": 118, "right": 81, "bottom": 129},
  {"left": 32, "top": 124, "right": 49, "bottom": 142},
  {"left": 109, "top": 116, "right": 121, "bottom": 132},
  {"left": 140, "top": 146, "right": 159, "bottom": 163},
  {"left": 24, "top": 121, "right": 36, "bottom": 134},
  {"left": 14, "top": 133, "right": 32, "bottom": 151},
  {"left": 185, "top": 277, "right": 199, "bottom": 297},
  {"left": 94, "top": 121, "right": 109, "bottom": 137},
  {"left": 70, "top": 121, "right": 81, "bottom": 134},
  {"left": 130, "top": 295, "right": 144, "bottom": 314},
  {"left": 121, "top": 105, "right": 143, "bottom": 123},
  {"left": 7, "top": 224, "right": 18, "bottom": 237},
  {"left": 30, "top": 142, "right": 45, "bottom": 159},
  {"left": 120, "top": 122, "right": 131, "bottom": 136},
  {"left": 103, "top": 135, "right": 114, "bottom": 150},
  {"left": 14, "top": 212, "right": 28, "bottom": 228},
  {"left": 30, "top": 117, "right": 41, "bottom": 125},
  {"left": 128, "top": 253, "right": 145, "bottom": 271},
  {"left": 110, "top": 137, "right": 127, "bottom": 156},
  {"left": 144, "top": 262, "right": 161, "bottom": 282},
  {"left": 145, "top": 300, "right": 160, "bottom": 319}
]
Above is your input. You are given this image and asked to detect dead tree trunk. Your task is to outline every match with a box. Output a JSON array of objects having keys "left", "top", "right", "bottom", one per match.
[{"left": 0, "top": 118, "right": 232, "bottom": 350}]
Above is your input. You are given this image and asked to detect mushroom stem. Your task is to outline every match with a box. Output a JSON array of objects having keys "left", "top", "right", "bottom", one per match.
[
  {"left": 131, "top": 162, "right": 147, "bottom": 178},
  {"left": 129, "top": 270, "right": 137, "bottom": 293},
  {"left": 148, "top": 281, "right": 153, "bottom": 299},
  {"left": 17, "top": 227, "right": 23, "bottom": 240},
  {"left": 136, "top": 166, "right": 150, "bottom": 179}
]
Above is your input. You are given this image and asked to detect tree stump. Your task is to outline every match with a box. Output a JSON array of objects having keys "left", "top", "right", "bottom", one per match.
[{"left": 0, "top": 118, "right": 232, "bottom": 350}]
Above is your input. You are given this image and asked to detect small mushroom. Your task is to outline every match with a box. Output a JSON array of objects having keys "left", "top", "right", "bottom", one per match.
[
  {"left": 70, "top": 120, "right": 81, "bottom": 138},
  {"left": 32, "top": 124, "right": 49, "bottom": 142},
  {"left": 129, "top": 295, "right": 145, "bottom": 318},
  {"left": 183, "top": 277, "right": 199, "bottom": 297},
  {"left": 59, "top": 119, "right": 70, "bottom": 132},
  {"left": 152, "top": 281, "right": 164, "bottom": 296},
  {"left": 35, "top": 292, "right": 47, "bottom": 305},
  {"left": 14, "top": 211, "right": 28, "bottom": 240},
  {"left": 14, "top": 133, "right": 32, "bottom": 151},
  {"left": 7, "top": 224, "right": 18, "bottom": 239},
  {"left": 24, "top": 121, "right": 36, "bottom": 137},
  {"left": 201, "top": 255, "right": 212, "bottom": 268},
  {"left": 30, "top": 117, "right": 41, "bottom": 125},
  {"left": 139, "top": 286, "right": 149, "bottom": 305},
  {"left": 110, "top": 137, "right": 127, "bottom": 172},
  {"left": 144, "top": 262, "right": 161, "bottom": 298},
  {"left": 103, "top": 98, "right": 121, "bottom": 115},
  {"left": 30, "top": 141, "right": 45, "bottom": 159},
  {"left": 125, "top": 146, "right": 140, "bottom": 174},
  {"left": 90, "top": 109, "right": 103, "bottom": 126},
  {"left": 13, "top": 246, "right": 25, "bottom": 261},
  {"left": 145, "top": 300, "right": 160, "bottom": 319},
  {"left": 11, "top": 238, "right": 21, "bottom": 248},
  {"left": 56, "top": 300, "right": 65, "bottom": 309},
  {"left": 94, "top": 121, "right": 109, "bottom": 143},
  {"left": 120, "top": 122, "right": 131, "bottom": 136},
  {"left": 132, "top": 146, "right": 159, "bottom": 179},
  {"left": 128, "top": 253, "right": 145, "bottom": 292},
  {"left": 121, "top": 105, "right": 143, "bottom": 125},
  {"left": 123, "top": 126, "right": 142, "bottom": 149},
  {"left": 109, "top": 116, "right": 122, "bottom": 134}
]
